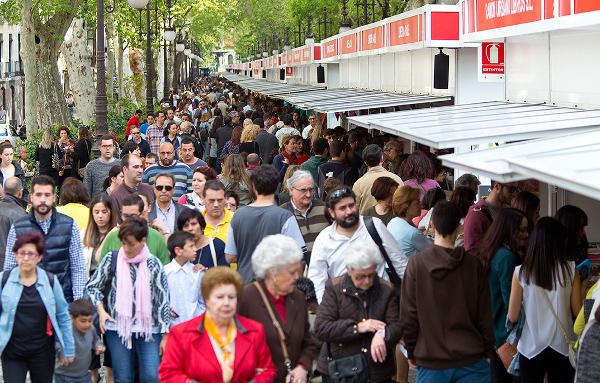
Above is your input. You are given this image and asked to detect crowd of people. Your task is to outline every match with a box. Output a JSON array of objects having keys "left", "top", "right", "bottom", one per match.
[{"left": 0, "top": 75, "right": 598, "bottom": 383}]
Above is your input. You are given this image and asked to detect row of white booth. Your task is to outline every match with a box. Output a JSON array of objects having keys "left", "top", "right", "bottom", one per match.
[{"left": 223, "top": 0, "right": 600, "bottom": 242}]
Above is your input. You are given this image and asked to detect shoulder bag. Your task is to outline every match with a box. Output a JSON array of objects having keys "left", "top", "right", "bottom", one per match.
[
  {"left": 325, "top": 342, "right": 369, "bottom": 383},
  {"left": 542, "top": 290, "right": 577, "bottom": 367},
  {"left": 52, "top": 143, "right": 62, "bottom": 171},
  {"left": 364, "top": 216, "right": 402, "bottom": 296},
  {"left": 253, "top": 281, "right": 293, "bottom": 376}
]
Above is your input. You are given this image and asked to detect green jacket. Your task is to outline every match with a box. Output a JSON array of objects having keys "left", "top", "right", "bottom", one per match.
[
  {"left": 99, "top": 226, "right": 170, "bottom": 265},
  {"left": 301, "top": 155, "right": 328, "bottom": 183}
]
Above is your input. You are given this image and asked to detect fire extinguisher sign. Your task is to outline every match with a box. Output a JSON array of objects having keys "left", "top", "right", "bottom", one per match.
[{"left": 479, "top": 41, "right": 505, "bottom": 82}]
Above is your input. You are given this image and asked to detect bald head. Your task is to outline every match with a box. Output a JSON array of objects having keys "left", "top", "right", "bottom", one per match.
[
  {"left": 246, "top": 153, "right": 260, "bottom": 167},
  {"left": 4, "top": 176, "right": 22, "bottom": 198},
  {"left": 159, "top": 142, "right": 175, "bottom": 166}
]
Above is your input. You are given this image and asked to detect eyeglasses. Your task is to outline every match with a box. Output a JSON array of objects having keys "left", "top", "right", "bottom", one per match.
[
  {"left": 155, "top": 185, "right": 174, "bottom": 191},
  {"left": 132, "top": 132, "right": 141, "bottom": 135},
  {"left": 293, "top": 187, "right": 314, "bottom": 195},
  {"left": 352, "top": 271, "right": 377, "bottom": 281},
  {"left": 16, "top": 250, "right": 39, "bottom": 259}
]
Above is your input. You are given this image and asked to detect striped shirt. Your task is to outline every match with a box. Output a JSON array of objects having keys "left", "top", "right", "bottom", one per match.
[
  {"left": 146, "top": 124, "right": 163, "bottom": 154},
  {"left": 142, "top": 161, "right": 192, "bottom": 202},
  {"left": 281, "top": 198, "right": 329, "bottom": 263}
]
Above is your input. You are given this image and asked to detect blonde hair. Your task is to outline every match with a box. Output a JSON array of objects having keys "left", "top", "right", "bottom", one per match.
[
  {"left": 392, "top": 186, "right": 420, "bottom": 217},
  {"left": 243, "top": 118, "right": 253, "bottom": 129},
  {"left": 39, "top": 130, "right": 53, "bottom": 149},
  {"left": 241, "top": 124, "right": 260, "bottom": 143},
  {"left": 281, "top": 165, "right": 300, "bottom": 194},
  {"left": 222, "top": 154, "right": 253, "bottom": 195}
]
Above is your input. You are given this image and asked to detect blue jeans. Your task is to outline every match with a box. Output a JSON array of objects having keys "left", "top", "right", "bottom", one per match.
[
  {"left": 54, "top": 372, "right": 92, "bottom": 383},
  {"left": 104, "top": 330, "right": 161, "bottom": 383},
  {"left": 416, "top": 358, "right": 491, "bottom": 383}
]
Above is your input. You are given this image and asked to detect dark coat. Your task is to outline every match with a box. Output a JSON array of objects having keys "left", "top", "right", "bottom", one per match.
[
  {"left": 148, "top": 202, "right": 188, "bottom": 233},
  {"left": 0, "top": 160, "right": 29, "bottom": 203},
  {"left": 71, "top": 139, "right": 92, "bottom": 178},
  {"left": 238, "top": 281, "right": 318, "bottom": 383},
  {"left": 0, "top": 194, "right": 26, "bottom": 268},
  {"left": 313, "top": 274, "right": 402, "bottom": 383}
]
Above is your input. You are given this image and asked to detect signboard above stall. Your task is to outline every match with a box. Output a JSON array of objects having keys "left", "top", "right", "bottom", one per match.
[
  {"left": 319, "top": 4, "right": 462, "bottom": 63},
  {"left": 461, "top": 0, "right": 600, "bottom": 41}
]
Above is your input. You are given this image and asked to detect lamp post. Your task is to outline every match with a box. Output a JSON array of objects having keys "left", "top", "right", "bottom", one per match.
[{"left": 340, "top": 0, "right": 352, "bottom": 33}]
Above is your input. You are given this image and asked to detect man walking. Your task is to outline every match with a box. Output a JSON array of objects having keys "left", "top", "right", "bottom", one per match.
[
  {"left": 110, "top": 154, "right": 155, "bottom": 221},
  {"left": 147, "top": 110, "right": 166, "bottom": 154},
  {"left": 0, "top": 177, "right": 26, "bottom": 266},
  {"left": 225, "top": 165, "right": 306, "bottom": 283},
  {"left": 84, "top": 135, "right": 120, "bottom": 198},
  {"left": 142, "top": 142, "right": 192, "bottom": 202},
  {"left": 400, "top": 201, "right": 494, "bottom": 383},
  {"left": 4, "top": 176, "right": 86, "bottom": 302},
  {"left": 148, "top": 173, "right": 187, "bottom": 234}
]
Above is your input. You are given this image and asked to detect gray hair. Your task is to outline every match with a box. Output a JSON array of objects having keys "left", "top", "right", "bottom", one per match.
[
  {"left": 252, "top": 234, "right": 303, "bottom": 279},
  {"left": 345, "top": 239, "right": 383, "bottom": 270},
  {"left": 286, "top": 169, "right": 314, "bottom": 190},
  {"left": 4, "top": 176, "right": 22, "bottom": 195}
]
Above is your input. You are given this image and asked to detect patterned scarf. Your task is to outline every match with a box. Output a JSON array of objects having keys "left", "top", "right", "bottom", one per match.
[{"left": 204, "top": 313, "right": 236, "bottom": 383}]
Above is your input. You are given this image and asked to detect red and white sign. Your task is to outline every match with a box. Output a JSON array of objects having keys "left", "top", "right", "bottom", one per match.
[
  {"left": 339, "top": 33, "right": 357, "bottom": 55},
  {"left": 575, "top": 0, "right": 600, "bottom": 14},
  {"left": 479, "top": 41, "right": 505, "bottom": 82},
  {"left": 476, "top": 0, "right": 542, "bottom": 31},
  {"left": 322, "top": 39, "right": 338, "bottom": 59},
  {"left": 302, "top": 47, "right": 311, "bottom": 63},
  {"left": 361, "top": 25, "right": 384, "bottom": 51},
  {"left": 285, "top": 67, "right": 294, "bottom": 77},
  {"left": 389, "top": 15, "right": 421, "bottom": 46}
]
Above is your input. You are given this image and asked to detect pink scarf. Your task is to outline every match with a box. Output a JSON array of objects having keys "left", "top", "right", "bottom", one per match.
[{"left": 115, "top": 245, "right": 153, "bottom": 349}]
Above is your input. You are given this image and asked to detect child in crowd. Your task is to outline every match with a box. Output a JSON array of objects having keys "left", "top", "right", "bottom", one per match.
[
  {"left": 164, "top": 231, "right": 206, "bottom": 325},
  {"left": 54, "top": 299, "right": 105, "bottom": 383}
]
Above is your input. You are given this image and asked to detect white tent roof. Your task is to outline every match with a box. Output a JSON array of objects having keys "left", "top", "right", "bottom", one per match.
[
  {"left": 347, "top": 101, "right": 600, "bottom": 149},
  {"left": 439, "top": 129, "right": 600, "bottom": 200}
]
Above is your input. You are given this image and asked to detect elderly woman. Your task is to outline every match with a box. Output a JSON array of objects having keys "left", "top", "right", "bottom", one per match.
[
  {"left": 0, "top": 232, "right": 75, "bottom": 382},
  {"left": 387, "top": 186, "right": 432, "bottom": 257},
  {"left": 313, "top": 239, "right": 402, "bottom": 383},
  {"left": 238, "top": 235, "right": 318, "bottom": 383},
  {"left": 86, "top": 217, "right": 170, "bottom": 383},
  {"left": 159, "top": 267, "right": 276, "bottom": 383}
]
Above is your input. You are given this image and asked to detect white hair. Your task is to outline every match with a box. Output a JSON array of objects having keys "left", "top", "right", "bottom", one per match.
[
  {"left": 345, "top": 239, "right": 383, "bottom": 270},
  {"left": 252, "top": 235, "right": 303, "bottom": 279},
  {"left": 286, "top": 169, "right": 314, "bottom": 190}
]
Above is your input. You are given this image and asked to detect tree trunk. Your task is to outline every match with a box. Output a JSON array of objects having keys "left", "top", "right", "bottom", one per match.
[
  {"left": 129, "top": 47, "right": 144, "bottom": 103},
  {"left": 61, "top": 18, "right": 94, "bottom": 125},
  {"left": 36, "top": 36, "right": 71, "bottom": 129},
  {"left": 106, "top": 12, "right": 116, "bottom": 100},
  {"left": 21, "top": 0, "right": 38, "bottom": 136}
]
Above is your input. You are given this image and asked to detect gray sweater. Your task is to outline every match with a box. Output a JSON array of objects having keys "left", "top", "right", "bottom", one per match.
[
  {"left": 55, "top": 325, "right": 102, "bottom": 377},
  {"left": 84, "top": 158, "right": 120, "bottom": 198}
]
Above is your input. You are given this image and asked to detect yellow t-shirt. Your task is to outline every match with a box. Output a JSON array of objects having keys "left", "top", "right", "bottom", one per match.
[
  {"left": 574, "top": 280, "right": 599, "bottom": 336},
  {"left": 57, "top": 203, "right": 90, "bottom": 231},
  {"left": 203, "top": 208, "right": 233, "bottom": 244}
]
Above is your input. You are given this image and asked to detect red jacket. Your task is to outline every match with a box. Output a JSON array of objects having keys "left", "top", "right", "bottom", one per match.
[
  {"left": 463, "top": 198, "right": 493, "bottom": 253},
  {"left": 159, "top": 314, "right": 276, "bottom": 383}
]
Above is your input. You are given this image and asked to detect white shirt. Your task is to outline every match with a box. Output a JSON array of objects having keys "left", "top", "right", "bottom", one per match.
[
  {"left": 516, "top": 263, "right": 575, "bottom": 359},
  {"left": 164, "top": 260, "right": 205, "bottom": 325},
  {"left": 308, "top": 216, "right": 408, "bottom": 303}
]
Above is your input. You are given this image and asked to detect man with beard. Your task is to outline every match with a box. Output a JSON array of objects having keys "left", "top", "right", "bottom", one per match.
[
  {"left": 142, "top": 142, "right": 192, "bottom": 202},
  {"left": 4, "top": 175, "right": 86, "bottom": 302},
  {"left": 224, "top": 165, "right": 306, "bottom": 283},
  {"left": 307, "top": 187, "right": 407, "bottom": 303}
]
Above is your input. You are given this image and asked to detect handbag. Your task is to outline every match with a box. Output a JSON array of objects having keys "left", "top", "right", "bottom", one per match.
[
  {"left": 326, "top": 343, "right": 369, "bottom": 383},
  {"left": 496, "top": 342, "right": 518, "bottom": 370},
  {"left": 541, "top": 291, "right": 577, "bottom": 367},
  {"left": 51, "top": 144, "right": 62, "bottom": 171},
  {"left": 253, "top": 282, "right": 293, "bottom": 376}
]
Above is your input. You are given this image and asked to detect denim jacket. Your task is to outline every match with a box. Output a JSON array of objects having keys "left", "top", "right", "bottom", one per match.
[{"left": 0, "top": 267, "right": 75, "bottom": 357}]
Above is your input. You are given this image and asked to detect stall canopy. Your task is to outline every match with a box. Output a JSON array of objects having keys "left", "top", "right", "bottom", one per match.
[
  {"left": 439, "top": 129, "right": 600, "bottom": 201},
  {"left": 278, "top": 89, "right": 451, "bottom": 113},
  {"left": 347, "top": 101, "right": 600, "bottom": 149},
  {"left": 222, "top": 73, "right": 452, "bottom": 113}
]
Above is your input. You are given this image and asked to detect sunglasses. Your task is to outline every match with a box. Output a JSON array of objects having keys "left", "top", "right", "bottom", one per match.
[
  {"left": 501, "top": 185, "right": 520, "bottom": 193},
  {"left": 155, "top": 185, "right": 174, "bottom": 191},
  {"left": 329, "top": 187, "right": 352, "bottom": 200}
]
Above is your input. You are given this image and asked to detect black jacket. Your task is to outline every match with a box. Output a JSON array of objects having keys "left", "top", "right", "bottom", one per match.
[
  {"left": 71, "top": 139, "right": 92, "bottom": 176},
  {"left": 0, "top": 160, "right": 29, "bottom": 203},
  {"left": 0, "top": 194, "right": 26, "bottom": 268}
]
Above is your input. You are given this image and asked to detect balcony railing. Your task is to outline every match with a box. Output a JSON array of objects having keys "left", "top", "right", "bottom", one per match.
[{"left": 2, "top": 61, "right": 24, "bottom": 78}]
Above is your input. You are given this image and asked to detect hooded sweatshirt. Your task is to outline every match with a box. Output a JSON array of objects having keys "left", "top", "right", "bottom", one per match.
[{"left": 400, "top": 245, "right": 494, "bottom": 369}]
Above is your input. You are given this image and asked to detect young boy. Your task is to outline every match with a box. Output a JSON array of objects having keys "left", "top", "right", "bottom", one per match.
[
  {"left": 164, "top": 231, "right": 206, "bottom": 325},
  {"left": 54, "top": 299, "right": 105, "bottom": 383}
]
